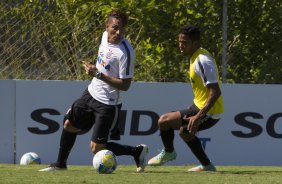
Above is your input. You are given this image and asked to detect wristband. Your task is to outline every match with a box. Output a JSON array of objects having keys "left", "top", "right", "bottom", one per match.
[{"left": 95, "top": 72, "right": 103, "bottom": 79}]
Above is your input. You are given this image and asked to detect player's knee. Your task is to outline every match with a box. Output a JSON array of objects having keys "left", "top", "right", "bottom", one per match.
[
  {"left": 63, "top": 119, "right": 70, "bottom": 129},
  {"left": 90, "top": 141, "right": 106, "bottom": 154},
  {"left": 158, "top": 114, "right": 170, "bottom": 130},
  {"left": 63, "top": 119, "right": 80, "bottom": 133},
  {"left": 179, "top": 126, "right": 194, "bottom": 142}
]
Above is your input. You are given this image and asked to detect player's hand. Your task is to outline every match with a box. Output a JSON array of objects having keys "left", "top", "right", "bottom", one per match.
[
  {"left": 82, "top": 60, "right": 97, "bottom": 76},
  {"left": 183, "top": 115, "right": 199, "bottom": 135}
]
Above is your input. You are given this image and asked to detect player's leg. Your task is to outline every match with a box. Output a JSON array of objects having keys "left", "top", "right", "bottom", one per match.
[
  {"left": 106, "top": 142, "right": 148, "bottom": 173},
  {"left": 147, "top": 111, "right": 182, "bottom": 166},
  {"left": 179, "top": 105, "right": 220, "bottom": 171},
  {"left": 91, "top": 103, "right": 148, "bottom": 173},
  {"left": 90, "top": 102, "right": 120, "bottom": 154},
  {"left": 92, "top": 142, "right": 148, "bottom": 172},
  {"left": 39, "top": 89, "right": 95, "bottom": 171},
  {"left": 55, "top": 119, "right": 80, "bottom": 168},
  {"left": 38, "top": 118, "right": 79, "bottom": 171},
  {"left": 179, "top": 127, "right": 216, "bottom": 171}
]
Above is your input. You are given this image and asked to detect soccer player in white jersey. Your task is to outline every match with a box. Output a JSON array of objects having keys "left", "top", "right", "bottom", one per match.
[
  {"left": 39, "top": 8, "right": 148, "bottom": 173},
  {"left": 147, "top": 24, "right": 224, "bottom": 172}
]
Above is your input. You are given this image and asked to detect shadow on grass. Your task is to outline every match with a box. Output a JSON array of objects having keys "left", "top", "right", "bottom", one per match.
[
  {"left": 118, "top": 170, "right": 170, "bottom": 174},
  {"left": 218, "top": 170, "right": 282, "bottom": 175},
  {"left": 145, "top": 170, "right": 171, "bottom": 174},
  {"left": 121, "top": 170, "right": 282, "bottom": 175}
]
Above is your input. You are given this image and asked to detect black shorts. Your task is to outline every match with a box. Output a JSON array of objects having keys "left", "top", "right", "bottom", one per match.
[
  {"left": 65, "top": 89, "right": 121, "bottom": 143},
  {"left": 179, "top": 104, "right": 220, "bottom": 132}
]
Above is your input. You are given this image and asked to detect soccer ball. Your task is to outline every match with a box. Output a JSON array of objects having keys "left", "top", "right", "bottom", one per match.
[
  {"left": 20, "top": 152, "right": 41, "bottom": 165},
  {"left": 93, "top": 150, "right": 117, "bottom": 174}
]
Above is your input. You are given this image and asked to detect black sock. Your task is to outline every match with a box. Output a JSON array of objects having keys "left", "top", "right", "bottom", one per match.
[
  {"left": 160, "top": 128, "right": 174, "bottom": 152},
  {"left": 106, "top": 142, "right": 138, "bottom": 157},
  {"left": 186, "top": 136, "right": 211, "bottom": 166},
  {"left": 57, "top": 129, "right": 77, "bottom": 164}
]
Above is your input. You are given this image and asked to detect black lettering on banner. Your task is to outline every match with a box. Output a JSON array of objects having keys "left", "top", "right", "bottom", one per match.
[
  {"left": 232, "top": 112, "right": 263, "bottom": 138},
  {"left": 266, "top": 113, "right": 282, "bottom": 138},
  {"left": 130, "top": 110, "right": 159, "bottom": 135},
  {"left": 199, "top": 137, "right": 211, "bottom": 150},
  {"left": 29, "top": 108, "right": 60, "bottom": 134},
  {"left": 118, "top": 110, "right": 127, "bottom": 135}
]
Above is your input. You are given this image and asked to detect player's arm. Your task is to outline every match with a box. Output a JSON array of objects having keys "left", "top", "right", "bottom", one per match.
[
  {"left": 82, "top": 60, "right": 132, "bottom": 91},
  {"left": 99, "top": 74, "right": 132, "bottom": 91},
  {"left": 186, "top": 83, "right": 221, "bottom": 134},
  {"left": 184, "top": 57, "right": 221, "bottom": 133},
  {"left": 195, "top": 83, "right": 221, "bottom": 118},
  {"left": 194, "top": 58, "right": 221, "bottom": 118}
]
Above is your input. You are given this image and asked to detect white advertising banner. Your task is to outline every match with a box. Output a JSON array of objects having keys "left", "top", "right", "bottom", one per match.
[
  {"left": 209, "top": 84, "right": 282, "bottom": 166},
  {"left": 15, "top": 80, "right": 90, "bottom": 165},
  {"left": 11, "top": 80, "right": 282, "bottom": 166},
  {"left": 0, "top": 80, "right": 15, "bottom": 163}
]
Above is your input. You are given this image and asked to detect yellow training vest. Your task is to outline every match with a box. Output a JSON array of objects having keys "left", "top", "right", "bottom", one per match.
[{"left": 190, "top": 48, "right": 224, "bottom": 114}]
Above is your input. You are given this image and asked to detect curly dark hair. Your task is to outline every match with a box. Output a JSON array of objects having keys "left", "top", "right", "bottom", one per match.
[
  {"left": 179, "top": 24, "right": 200, "bottom": 42},
  {"left": 107, "top": 8, "right": 128, "bottom": 26}
]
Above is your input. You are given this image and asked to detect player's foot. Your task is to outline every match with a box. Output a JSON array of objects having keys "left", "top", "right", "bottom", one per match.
[
  {"left": 147, "top": 149, "right": 176, "bottom": 166},
  {"left": 188, "top": 163, "right": 216, "bottom": 172},
  {"left": 134, "top": 144, "right": 149, "bottom": 173},
  {"left": 38, "top": 162, "right": 67, "bottom": 171}
]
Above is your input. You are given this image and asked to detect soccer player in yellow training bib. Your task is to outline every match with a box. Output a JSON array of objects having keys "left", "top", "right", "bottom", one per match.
[{"left": 148, "top": 24, "right": 224, "bottom": 172}]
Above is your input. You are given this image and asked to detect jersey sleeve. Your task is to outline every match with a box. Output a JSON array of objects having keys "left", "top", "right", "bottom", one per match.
[
  {"left": 194, "top": 55, "right": 218, "bottom": 86},
  {"left": 101, "top": 31, "right": 108, "bottom": 45},
  {"left": 119, "top": 40, "right": 135, "bottom": 79}
]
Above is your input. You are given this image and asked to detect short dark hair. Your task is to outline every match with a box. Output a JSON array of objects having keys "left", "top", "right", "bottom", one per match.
[
  {"left": 108, "top": 8, "right": 128, "bottom": 26},
  {"left": 179, "top": 24, "right": 200, "bottom": 42}
]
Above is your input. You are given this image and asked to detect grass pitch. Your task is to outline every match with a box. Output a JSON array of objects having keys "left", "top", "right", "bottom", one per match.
[{"left": 1, "top": 164, "right": 282, "bottom": 184}]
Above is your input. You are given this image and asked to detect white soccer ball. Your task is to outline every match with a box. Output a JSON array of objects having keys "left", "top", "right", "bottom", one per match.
[
  {"left": 20, "top": 152, "right": 41, "bottom": 165},
  {"left": 93, "top": 150, "right": 117, "bottom": 174}
]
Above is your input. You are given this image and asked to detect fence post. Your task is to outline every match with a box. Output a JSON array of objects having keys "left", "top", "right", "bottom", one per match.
[{"left": 222, "top": 0, "right": 228, "bottom": 83}]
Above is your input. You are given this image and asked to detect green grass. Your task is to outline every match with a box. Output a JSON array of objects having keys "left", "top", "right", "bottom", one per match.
[{"left": 1, "top": 164, "right": 282, "bottom": 184}]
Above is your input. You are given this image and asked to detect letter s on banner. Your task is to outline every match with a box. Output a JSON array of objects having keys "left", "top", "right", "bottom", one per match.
[
  {"left": 29, "top": 108, "right": 60, "bottom": 134},
  {"left": 231, "top": 112, "right": 263, "bottom": 138}
]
